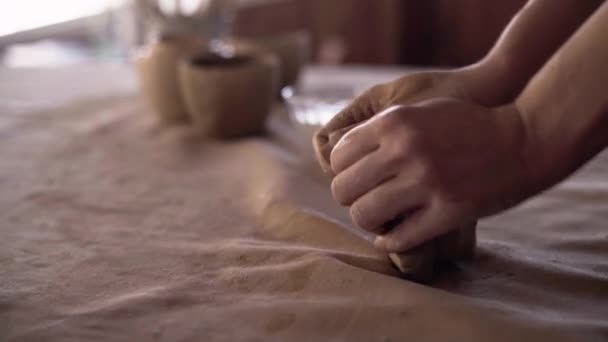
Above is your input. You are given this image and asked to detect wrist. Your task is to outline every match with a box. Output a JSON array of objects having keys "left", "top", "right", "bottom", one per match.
[
  {"left": 453, "top": 55, "right": 520, "bottom": 107},
  {"left": 484, "top": 103, "right": 543, "bottom": 213}
]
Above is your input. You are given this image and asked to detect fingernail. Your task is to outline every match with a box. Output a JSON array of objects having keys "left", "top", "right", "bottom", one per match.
[{"left": 374, "top": 236, "right": 387, "bottom": 249}]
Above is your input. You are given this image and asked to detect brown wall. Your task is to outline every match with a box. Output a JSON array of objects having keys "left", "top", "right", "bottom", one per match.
[
  {"left": 305, "top": 0, "right": 406, "bottom": 64},
  {"left": 234, "top": 0, "right": 527, "bottom": 66},
  {"left": 429, "top": 0, "right": 527, "bottom": 66},
  {"left": 235, "top": 0, "right": 306, "bottom": 35},
  {"left": 235, "top": 0, "right": 406, "bottom": 65}
]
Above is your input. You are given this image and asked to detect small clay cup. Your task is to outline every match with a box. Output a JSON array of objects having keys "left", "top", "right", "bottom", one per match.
[
  {"left": 178, "top": 52, "right": 279, "bottom": 138},
  {"left": 135, "top": 35, "right": 206, "bottom": 123},
  {"left": 236, "top": 31, "right": 311, "bottom": 90}
]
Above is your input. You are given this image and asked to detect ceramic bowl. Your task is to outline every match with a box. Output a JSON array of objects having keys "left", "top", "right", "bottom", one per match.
[
  {"left": 135, "top": 35, "right": 206, "bottom": 123},
  {"left": 281, "top": 84, "right": 354, "bottom": 146},
  {"left": 178, "top": 52, "right": 279, "bottom": 138}
]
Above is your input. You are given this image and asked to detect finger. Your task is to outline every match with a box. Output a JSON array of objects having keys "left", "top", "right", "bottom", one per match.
[
  {"left": 330, "top": 122, "right": 378, "bottom": 174},
  {"left": 313, "top": 86, "right": 383, "bottom": 172},
  {"left": 331, "top": 148, "right": 396, "bottom": 206},
  {"left": 313, "top": 133, "right": 338, "bottom": 175},
  {"left": 374, "top": 204, "right": 454, "bottom": 253},
  {"left": 313, "top": 122, "right": 361, "bottom": 175},
  {"left": 328, "top": 123, "right": 359, "bottom": 147},
  {"left": 322, "top": 85, "right": 382, "bottom": 134},
  {"left": 349, "top": 178, "right": 427, "bottom": 234},
  {"left": 313, "top": 93, "right": 371, "bottom": 156}
]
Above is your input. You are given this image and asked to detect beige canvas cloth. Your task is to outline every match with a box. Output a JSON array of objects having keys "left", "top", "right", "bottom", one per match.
[{"left": 1, "top": 65, "right": 607, "bottom": 341}]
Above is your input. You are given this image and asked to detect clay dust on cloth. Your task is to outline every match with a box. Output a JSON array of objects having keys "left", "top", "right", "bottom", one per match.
[{"left": 1, "top": 94, "right": 607, "bottom": 341}]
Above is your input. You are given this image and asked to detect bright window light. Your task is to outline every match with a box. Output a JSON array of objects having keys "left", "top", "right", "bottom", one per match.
[{"left": 0, "top": 0, "right": 127, "bottom": 36}]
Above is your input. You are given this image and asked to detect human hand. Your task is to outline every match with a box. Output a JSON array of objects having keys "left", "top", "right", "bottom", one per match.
[
  {"left": 314, "top": 70, "right": 478, "bottom": 174},
  {"left": 329, "top": 98, "right": 531, "bottom": 253}
]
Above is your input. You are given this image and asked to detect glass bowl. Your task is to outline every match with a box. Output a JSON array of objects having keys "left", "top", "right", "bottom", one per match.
[{"left": 281, "top": 85, "right": 354, "bottom": 144}]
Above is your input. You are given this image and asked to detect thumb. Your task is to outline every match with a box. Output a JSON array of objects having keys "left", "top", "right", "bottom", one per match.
[{"left": 374, "top": 203, "right": 461, "bottom": 253}]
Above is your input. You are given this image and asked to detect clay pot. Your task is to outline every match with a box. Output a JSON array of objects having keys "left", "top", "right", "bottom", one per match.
[
  {"left": 134, "top": 35, "right": 206, "bottom": 123},
  {"left": 178, "top": 52, "right": 279, "bottom": 138},
  {"left": 236, "top": 31, "right": 311, "bottom": 90}
]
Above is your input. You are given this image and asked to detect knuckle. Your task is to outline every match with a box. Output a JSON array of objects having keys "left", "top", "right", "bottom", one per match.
[
  {"left": 379, "top": 109, "right": 404, "bottom": 130},
  {"left": 386, "top": 135, "right": 416, "bottom": 165},
  {"left": 379, "top": 112, "right": 417, "bottom": 143},
  {"left": 393, "top": 137, "right": 414, "bottom": 156}
]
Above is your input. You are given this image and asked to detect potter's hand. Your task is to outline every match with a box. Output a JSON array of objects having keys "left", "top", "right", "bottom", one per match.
[
  {"left": 314, "top": 70, "right": 478, "bottom": 174},
  {"left": 315, "top": 0, "right": 605, "bottom": 174},
  {"left": 329, "top": 98, "right": 532, "bottom": 253}
]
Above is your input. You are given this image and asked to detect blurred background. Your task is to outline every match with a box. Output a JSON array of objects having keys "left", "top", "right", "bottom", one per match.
[{"left": 0, "top": 0, "right": 527, "bottom": 68}]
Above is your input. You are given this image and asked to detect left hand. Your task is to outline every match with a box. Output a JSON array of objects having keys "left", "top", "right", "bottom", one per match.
[{"left": 329, "top": 98, "right": 533, "bottom": 253}]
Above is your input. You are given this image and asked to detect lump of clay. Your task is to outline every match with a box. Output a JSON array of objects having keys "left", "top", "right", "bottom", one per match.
[{"left": 313, "top": 109, "right": 477, "bottom": 282}]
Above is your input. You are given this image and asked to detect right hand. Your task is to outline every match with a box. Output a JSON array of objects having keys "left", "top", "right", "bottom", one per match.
[
  {"left": 314, "top": 69, "right": 480, "bottom": 174},
  {"left": 312, "top": 70, "right": 486, "bottom": 259}
]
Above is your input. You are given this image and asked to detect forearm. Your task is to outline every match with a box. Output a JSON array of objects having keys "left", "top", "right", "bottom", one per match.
[
  {"left": 516, "top": 2, "right": 608, "bottom": 191},
  {"left": 460, "top": 0, "right": 604, "bottom": 106}
]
